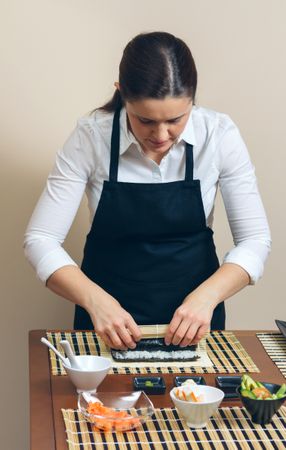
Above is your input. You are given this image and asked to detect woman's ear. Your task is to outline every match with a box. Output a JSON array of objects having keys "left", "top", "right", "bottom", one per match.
[{"left": 114, "top": 82, "right": 120, "bottom": 90}]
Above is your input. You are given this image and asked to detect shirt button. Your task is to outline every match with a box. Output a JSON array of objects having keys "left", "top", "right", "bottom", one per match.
[{"left": 152, "top": 171, "right": 162, "bottom": 181}]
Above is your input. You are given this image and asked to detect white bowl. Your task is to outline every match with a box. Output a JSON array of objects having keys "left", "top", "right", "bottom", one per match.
[
  {"left": 63, "top": 355, "right": 111, "bottom": 393},
  {"left": 170, "top": 385, "right": 224, "bottom": 428}
]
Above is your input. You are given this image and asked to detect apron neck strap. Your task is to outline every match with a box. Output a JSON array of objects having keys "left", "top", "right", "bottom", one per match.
[
  {"left": 109, "top": 108, "right": 194, "bottom": 182},
  {"left": 109, "top": 107, "right": 121, "bottom": 182},
  {"left": 185, "top": 143, "right": 194, "bottom": 182}
]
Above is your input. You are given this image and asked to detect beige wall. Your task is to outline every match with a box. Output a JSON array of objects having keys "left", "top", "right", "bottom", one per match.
[{"left": 1, "top": 0, "right": 285, "bottom": 448}]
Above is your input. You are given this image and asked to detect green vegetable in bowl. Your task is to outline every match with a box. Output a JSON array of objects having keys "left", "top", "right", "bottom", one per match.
[
  {"left": 240, "top": 375, "right": 286, "bottom": 400},
  {"left": 240, "top": 389, "right": 257, "bottom": 399},
  {"left": 275, "top": 383, "right": 286, "bottom": 398}
]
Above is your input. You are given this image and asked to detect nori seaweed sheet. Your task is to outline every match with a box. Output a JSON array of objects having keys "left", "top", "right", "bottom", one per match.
[{"left": 111, "top": 338, "right": 199, "bottom": 362}]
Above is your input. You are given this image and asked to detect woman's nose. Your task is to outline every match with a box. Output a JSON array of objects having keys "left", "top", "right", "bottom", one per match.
[{"left": 151, "top": 124, "right": 169, "bottom": 141}]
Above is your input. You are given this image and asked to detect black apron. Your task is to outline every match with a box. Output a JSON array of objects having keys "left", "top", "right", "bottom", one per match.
[{"left": 74, "top": 108, "right": 225, "bottom": 329}]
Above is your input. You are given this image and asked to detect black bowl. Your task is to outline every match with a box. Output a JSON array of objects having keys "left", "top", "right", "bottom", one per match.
[
  {"left": 275, "top": 319, "right": 286, "bottom": 338},
  {"left": 237, "top": 382, "right": 286, "bottom": 425}
]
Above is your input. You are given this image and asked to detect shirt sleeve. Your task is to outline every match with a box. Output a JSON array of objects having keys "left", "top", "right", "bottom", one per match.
[
  {"left": 215, "top": 115, "right": 271, "bottom": 284},
  {"left": 23, "top": 120, "right": 93, "bottom": 283}
]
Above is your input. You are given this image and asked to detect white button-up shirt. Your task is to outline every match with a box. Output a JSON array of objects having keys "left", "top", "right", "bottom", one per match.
[{"left": 24, "top": 106, "right": 271, "bottom": 284}]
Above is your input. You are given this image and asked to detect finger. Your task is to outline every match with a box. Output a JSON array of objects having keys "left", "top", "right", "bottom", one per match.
[
  {"left": 117, "top": 326, "right": 137, "bottom": 349},
  {"left": 191, "top": 324, "right": 209, "bottom": 345},
  {"left": 171, "top": 320, "right": 191, "bottom": 346},
  {"left": 105, "top": 329, "right": 127, "bottom": 350},
  {"left": 125, "top": 317, "right": 142, "bottom": 343},
  {"left": 180, "top": 323, "right": 200, "bottom": 347},
  {"left": 164, "top": 316, "right": 182, "bottom": 345},
  {"left": 98, "top": 332, "right": 120, "bottom": 350}
]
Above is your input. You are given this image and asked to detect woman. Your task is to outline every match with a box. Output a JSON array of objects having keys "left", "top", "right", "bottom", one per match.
[{"left": 24, "top": 32, "right": 271, "bottom": 350}]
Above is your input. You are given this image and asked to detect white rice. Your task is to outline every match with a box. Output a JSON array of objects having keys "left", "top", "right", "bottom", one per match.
[{"left": 112, "top": 349, "right": 199, "bottom": 361}]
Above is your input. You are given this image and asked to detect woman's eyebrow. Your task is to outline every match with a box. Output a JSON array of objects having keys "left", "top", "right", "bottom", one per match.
[{"left": 136, "top": 113, "right": 186, "bottom": 122}]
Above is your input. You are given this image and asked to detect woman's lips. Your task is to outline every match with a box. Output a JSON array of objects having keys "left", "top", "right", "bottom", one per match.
[{"left": 149, "top": 140, "right": 169, "bottom": 147}]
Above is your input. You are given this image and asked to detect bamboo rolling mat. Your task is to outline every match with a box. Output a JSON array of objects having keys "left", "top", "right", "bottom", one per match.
[
  {"left": 62, "top": 406, "right": 286, "bottom": 450},
  {"left": 257, "top": 333, "right": 286, "bottom": 378},
  {"left": 46, "top": 330, "right": 259, "bottom": 375}
]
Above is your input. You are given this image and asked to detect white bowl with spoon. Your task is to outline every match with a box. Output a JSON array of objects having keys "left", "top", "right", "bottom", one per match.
[{"left": 41, "top": 337, "right": 111, "bottom": 392}]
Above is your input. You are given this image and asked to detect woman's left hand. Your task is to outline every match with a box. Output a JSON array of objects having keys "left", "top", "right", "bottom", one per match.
[
  {"left": 164, "top": 295, "right": 216, "bottom": 347},
  {"left": 164, "top": 263, "right": 250, "bottom": 346}
]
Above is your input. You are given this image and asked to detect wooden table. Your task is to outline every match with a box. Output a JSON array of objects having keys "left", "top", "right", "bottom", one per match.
[{"left": 29, "top": 330, "right": 285, "bottom": 450}]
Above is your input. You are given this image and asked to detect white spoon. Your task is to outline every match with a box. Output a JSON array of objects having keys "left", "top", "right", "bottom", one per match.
[
  {"left": 60, "top": 340, "right": 83, "bottom": 370},
  {"left": 81, "top": 391, "right": 102, "bottom": 404},
  {"left": 40, "top": 337, "right": 70, "bottom": 367}
]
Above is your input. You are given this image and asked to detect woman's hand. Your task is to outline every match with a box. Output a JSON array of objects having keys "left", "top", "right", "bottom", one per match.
[
  {"left": 164, "top": 263, "right": 250, "bottom": 346},
  {"left": 87, "top": 293, "right": 142, "bottom": 350},
  {"left": 46, "top": 266, "right": 142, "bottom": 350},
  {"left": 164, "top": 295, "right": 215, "bottom": 347}
]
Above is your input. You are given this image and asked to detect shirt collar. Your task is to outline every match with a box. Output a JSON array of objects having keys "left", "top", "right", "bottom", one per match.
[
  {"left": 119, "top": 107, "right": 138, "bottom": 155},
  {"left": 119, "top": 106, "right": 197, "bottom": 155},
  {"left": 179, "top": 108, "right": 197, "bottom": 146}
]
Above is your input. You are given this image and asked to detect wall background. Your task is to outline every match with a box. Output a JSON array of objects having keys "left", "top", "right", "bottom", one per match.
[{"left": 1, "top": 1, "right": 285, "bottom": 448}]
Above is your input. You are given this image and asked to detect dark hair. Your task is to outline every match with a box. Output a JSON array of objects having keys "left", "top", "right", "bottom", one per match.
[{"left": 98, "top": 31, "right": 197, "bottom": 112}]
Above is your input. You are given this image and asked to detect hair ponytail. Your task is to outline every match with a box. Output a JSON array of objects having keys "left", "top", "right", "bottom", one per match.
[{"left": 98, "top": 88, "right": 123, "bottom": 113}]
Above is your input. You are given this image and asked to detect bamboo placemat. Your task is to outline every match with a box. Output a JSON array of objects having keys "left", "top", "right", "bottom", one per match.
[
  {"left": 46, "top": 330, "right": 259, "bottom": 376},
  {"left": 257, "top": 333, "right": 286, "bottom": 378},
  {"left": 62, "top": 406, "right": 286, "bottom": 450}
]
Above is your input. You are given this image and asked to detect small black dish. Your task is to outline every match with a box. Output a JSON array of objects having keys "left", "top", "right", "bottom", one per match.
[
  {"left": 275, "top": 320, "right": 286, "bottom": 339},
  {"left": 174, "top": 376, "right": 206, "bottom": 387},
  {"left": 237, "top": 382, "right": 286, "bottom": 425},
  {"left": 215, "top": 376, "right": 241, "bottom": 399},
  {"left": 133, "top": 376, "right": 166, "bottom": 394}
]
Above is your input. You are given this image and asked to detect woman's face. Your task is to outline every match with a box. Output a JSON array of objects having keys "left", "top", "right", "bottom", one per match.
[{"left": 125, "top": 96, "right": 192, "bottom": 162}]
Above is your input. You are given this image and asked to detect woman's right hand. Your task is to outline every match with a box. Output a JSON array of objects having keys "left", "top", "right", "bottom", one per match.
[
  {"left": 87, "top": 293, "right": 142, "bottom": 350},
  {"left": 46, "top": 266, "right": 142, "bottom": 350}
]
